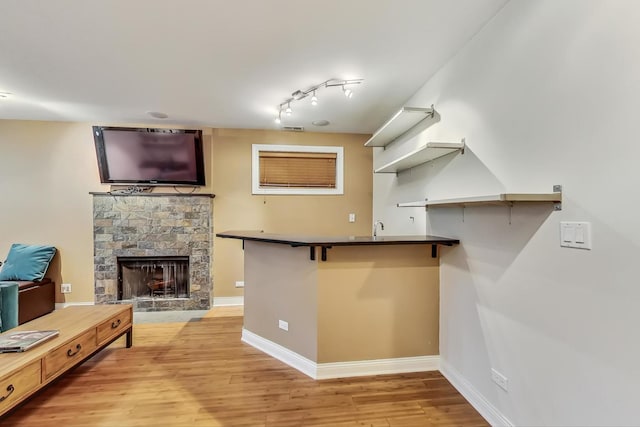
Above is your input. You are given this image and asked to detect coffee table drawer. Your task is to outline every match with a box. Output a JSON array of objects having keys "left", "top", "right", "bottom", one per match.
[
  {"left": 0, "top": 360, "right": 40, "bottom": 413},
  {"left": 44, "top": 329, "right": 97, "bottom": 380},
  {"left": 96, "top": 309, "right": 132, "bottom": 345}
]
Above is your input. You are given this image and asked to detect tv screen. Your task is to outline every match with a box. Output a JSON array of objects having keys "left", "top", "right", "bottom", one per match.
[{"left": 93, "top": 126, "right": 206, "bottom": 186}]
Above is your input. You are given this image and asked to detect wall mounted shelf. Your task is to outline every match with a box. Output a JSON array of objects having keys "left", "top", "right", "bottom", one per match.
[
  {"left": 397, "top": 200, "right": 428, "bottom": 207},
  {"left": 397, "top": 186, "right": 563, "bottom": 211},
  {"left": 364, "top": 106, "right": 435, "bottom": 147},
  {"left": 397, "top": 186, "right": 563, "bottom": 228},
  {"left": 374, "top": 140, "right": 465, "bottom": 174},
  {"left": 423, "top": 192, "right": 562, "bottom": 208}
]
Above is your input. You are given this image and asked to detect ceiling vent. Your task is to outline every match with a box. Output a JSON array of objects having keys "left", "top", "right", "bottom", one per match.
[{"left": 282, "top": 126, "right": 305, "bottom": 132}]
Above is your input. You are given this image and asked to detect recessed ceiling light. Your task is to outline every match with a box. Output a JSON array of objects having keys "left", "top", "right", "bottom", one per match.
[
  {"left": 312, "top": 120, "right": 330, "bottom": 126},
  {"left": 0, "top": 92, "right": 12, "bottom": 99},
  {"left": 147, "top": 111, "right": 169, "bottom": 119}
]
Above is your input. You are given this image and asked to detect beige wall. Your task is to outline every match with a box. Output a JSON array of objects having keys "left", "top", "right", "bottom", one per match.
[
  {"left": 0, "top": 120, "right": 371, "bottom": 304},
  {"left": 317, "top": 245, "right": 439, "bottom": 363},
  {"left": 0, "top": 121, "right": 99, "bottom": 303},
  {"left": 243, "top": 241, "right": 318, "bottom": 360},
  {"left": 211, "top": 128, "right": 373, "bottom": 299}
]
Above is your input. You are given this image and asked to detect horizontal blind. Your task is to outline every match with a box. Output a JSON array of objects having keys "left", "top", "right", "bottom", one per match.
[{"left": 259, "top": 151, "right": 337, "bottom": 188}]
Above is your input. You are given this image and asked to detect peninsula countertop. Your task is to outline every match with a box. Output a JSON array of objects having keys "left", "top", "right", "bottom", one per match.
[
  {"left": 216, "top": 230, "right": 459, "bottom": 246},
  {"left": 216, "top": 230, "right": 459, "bottom": 260}
]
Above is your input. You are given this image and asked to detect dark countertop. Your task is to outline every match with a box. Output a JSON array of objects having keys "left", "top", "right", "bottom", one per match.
[{"left": 216, "top": 230, "right": 459, "bottom": 247}]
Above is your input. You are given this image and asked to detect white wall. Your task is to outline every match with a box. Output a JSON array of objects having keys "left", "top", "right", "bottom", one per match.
[{"left": 374, "top": 1, "right": 640, "bottom": 425}]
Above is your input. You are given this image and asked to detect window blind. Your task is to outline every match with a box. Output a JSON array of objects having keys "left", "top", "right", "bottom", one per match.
[{"left": 259, "top": 151, "right": 337, "bottom": 188}]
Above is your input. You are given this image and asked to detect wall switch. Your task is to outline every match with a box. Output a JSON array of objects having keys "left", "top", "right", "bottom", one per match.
[
  {"left": 491, "top": 368, "right": 509, "bottom": 392},
  {"left": 235, "top": 281, "right": 245, "bottom": 288},
  {"left": 278, "top": 320, "right": 289, "bottom": 331},
  {"left": 61, "top": 283, "right": 72, "bottom": 294},
  {"left": 560, "top": 221, "right": 592, "bottom": 250},
  {"left": 348, "top": 213, "right": 356, "bottom": 223}
]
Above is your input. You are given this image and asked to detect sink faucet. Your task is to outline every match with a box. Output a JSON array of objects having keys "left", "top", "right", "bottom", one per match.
[{"left": 373, "top": 220, "right": 384, "bottom": 237}]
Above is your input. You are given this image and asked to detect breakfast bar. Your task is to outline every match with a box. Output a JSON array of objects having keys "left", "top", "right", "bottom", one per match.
[{"left": 216, "top": 231, "right": 459, "bottom": 379}]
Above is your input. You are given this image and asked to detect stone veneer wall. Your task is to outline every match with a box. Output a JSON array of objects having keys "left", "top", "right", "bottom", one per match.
[{"left": 93, "top": 193, "right": 214, "bottom": 311}]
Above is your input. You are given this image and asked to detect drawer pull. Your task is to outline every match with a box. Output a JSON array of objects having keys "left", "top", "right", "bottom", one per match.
[
  {"left": 0, "top": 384, "right": 15, "bottom": 402},
  {"left": 67, "top": 344, "right": 82, "bottom": 357},
  {"left": 111, "top": 319, "right": 121, "bottom": 329}
]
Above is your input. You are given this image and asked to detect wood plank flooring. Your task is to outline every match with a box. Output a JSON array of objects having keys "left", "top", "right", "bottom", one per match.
[{"left": 2, "top": 312, "right": 487, "bottom": 427}]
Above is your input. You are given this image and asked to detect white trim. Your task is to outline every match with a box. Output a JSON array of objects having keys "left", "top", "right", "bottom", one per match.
[
  {"left": 316, "top": 355, "right": 439, "bottom": 380},
  {"left": 55, "top": 301, "right": 95, "bottom": 309},
  {"left": 213, "top": 296, "right": 244, "bottom": 307},
  {"left": 251, "top": 144, "right": 344, "bottom": 195},
  {"left": 242, "top": 328, "right": 440, "bottom": 380},
  {"left": 440, "top": 359, "right": 514, "bottom": 427},
  {"left": 242, "top": 328, "right": 318, "bottom": 378}
]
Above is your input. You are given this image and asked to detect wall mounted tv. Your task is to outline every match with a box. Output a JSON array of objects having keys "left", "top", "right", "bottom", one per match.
[{"left": 93, "top": 126, "right": 206, "bottom": 186}]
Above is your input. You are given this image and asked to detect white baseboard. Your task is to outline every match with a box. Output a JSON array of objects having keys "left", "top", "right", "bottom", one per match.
[
  {"left": 316, "top": 355, "right": 439, "bottom": 380},
  {"left": 242, "top": 328, "right": 439, "bottom": 380},
  {"left": 213, "top": 296, "right": 244, "bottom": 307},
  {"left": 440, "top": 359, "right": 513, "bottom": 427},
  {"left": 242, "top": 328, "right": 318, "bottom": 378},
  {"left": 55, "top": 301, "right": 95, "bottom": 309}
]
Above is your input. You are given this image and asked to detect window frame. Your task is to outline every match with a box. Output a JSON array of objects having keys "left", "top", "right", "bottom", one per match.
[{"left": 251, "top": 144, "right": 344, "bottom": 195}]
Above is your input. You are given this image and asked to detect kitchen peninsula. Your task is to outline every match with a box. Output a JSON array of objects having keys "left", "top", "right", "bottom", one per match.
[{"left": 216, "top": 231, "right": 459, "bottom": 379}]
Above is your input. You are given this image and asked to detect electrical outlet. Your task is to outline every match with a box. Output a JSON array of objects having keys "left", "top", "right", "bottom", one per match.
[
  {"left": 491, "top": 368, "right": 508, "bottom": 392},
  {"left": 348, "top": 213, "right": 356, "bottom": 223},
  {"left": 61, "top": 283, "right": 72, "bottom": 294},
  {"left": 235, "top": 281, "right": 245, "bottom": 288},
  {"left": 278, "top": 320, "right": 289, "bottom": 331}
]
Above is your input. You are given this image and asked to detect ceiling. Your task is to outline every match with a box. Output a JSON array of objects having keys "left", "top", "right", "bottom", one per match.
[{"left": 0, "top": 0, "right": 508, "bottom": 134}]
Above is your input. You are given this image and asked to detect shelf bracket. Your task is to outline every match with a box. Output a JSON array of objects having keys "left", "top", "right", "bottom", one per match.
[
  {"left": 321, "top": 246, "right": 331, "bottom": 261},
  {"left": 553, "top": 184, "right": 562, "bottom": 211},
  {"left": 306, "top": 245, "right": 332, "bottom": 261}
]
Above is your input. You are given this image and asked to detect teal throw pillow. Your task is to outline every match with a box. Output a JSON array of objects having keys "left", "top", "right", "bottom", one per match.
[{"left": 0, "top": 243, "right": 57, "bottom": 281}]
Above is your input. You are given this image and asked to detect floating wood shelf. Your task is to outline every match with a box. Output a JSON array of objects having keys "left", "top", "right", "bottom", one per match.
[
  {"left": 374, "top": 141, "right": 465, "bottom": 174},
  {"left": 423, "top": 192, "right": 562, "bottom": 208},
  {"left": 364, "top": 106, "right": 435, "bottom": 147},
  {"left": 397, "top": 200, "right": 428, "bottom": 207}
]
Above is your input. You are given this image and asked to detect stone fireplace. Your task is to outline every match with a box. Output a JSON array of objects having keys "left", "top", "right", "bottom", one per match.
[{"left": 92, "top": 193, "right": 214, "bottom": 311}]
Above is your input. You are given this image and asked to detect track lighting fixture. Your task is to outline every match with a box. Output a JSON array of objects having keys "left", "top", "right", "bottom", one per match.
[{"left": 274, "top": 78, "right": 363, "bottom": 124}]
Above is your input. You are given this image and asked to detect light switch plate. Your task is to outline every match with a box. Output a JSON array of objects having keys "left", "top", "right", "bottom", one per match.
[{"left": 560, "top": 221, "right": 592, "bottom": 250}]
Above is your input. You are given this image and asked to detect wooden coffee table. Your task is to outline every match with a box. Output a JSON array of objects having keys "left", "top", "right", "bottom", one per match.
[{"left": 0, "top": 304, "right": 133, "bottom": 417}]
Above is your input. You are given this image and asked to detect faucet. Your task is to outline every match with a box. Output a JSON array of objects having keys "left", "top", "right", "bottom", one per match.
[{"left": 373, "top": 220, "right": 384, "bottom": 237}]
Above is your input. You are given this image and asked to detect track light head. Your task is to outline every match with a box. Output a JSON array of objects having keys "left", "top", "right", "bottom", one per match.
[
  {"left": 311, "top": 91, "right": 318, "bottom": 106},
  {"left": 343, "top": 86, "right": 353, "bottom": 98},
  {"left": 285, "top": 102, "right": 292, "bottom": 115}
]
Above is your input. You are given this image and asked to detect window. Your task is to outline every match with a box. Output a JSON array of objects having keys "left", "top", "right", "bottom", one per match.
[{"left": 252, "top": 144, "right": 344, "bottom": 195}]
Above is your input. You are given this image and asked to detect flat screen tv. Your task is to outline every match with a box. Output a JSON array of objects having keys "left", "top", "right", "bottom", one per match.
[{"left": 93, "top": 126, "right": 206, "bottom": 186}]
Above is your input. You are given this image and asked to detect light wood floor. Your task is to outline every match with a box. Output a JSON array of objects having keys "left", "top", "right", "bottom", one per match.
[{"left": 2, "top": 310, "right": 487, "bottom": 427}]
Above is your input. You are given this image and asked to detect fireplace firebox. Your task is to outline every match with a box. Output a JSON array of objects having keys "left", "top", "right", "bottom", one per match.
[{"left": 117, "top": 256, "right": 189, "bottom": 300}]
